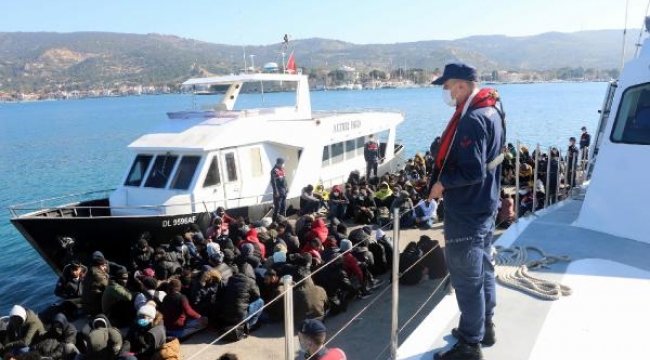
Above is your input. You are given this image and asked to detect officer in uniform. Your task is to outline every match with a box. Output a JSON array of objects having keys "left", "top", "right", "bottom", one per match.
[{"left": 270, "top": 158, "right": 288, "bottom": 220}]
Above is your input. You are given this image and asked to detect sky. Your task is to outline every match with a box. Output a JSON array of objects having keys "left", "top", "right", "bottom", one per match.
[{"left": 1, "top": 0, "right": 649, "bottom": 45}]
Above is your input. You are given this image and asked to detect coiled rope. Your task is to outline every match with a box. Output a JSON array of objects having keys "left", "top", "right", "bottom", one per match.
[{"left": 494, "top": 245, "right": 572, "bottom": 300}]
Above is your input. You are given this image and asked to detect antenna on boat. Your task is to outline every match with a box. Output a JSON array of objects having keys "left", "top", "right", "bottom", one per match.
[
  {"left": 634, "top": 0, "right": 650, "bottom": 58},
  {"left": 620, "top": 0, "right": 630, "bottom": 74},
  {"left": 242, "top": 46, "right": 248, "bottom": 74}
]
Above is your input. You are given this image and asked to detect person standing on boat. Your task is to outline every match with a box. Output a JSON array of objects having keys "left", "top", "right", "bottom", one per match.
[
  {"left": 579, "top": 126, "right": 591, "bottom": 166},
  {"left": 428, "top": 62, "right": 505, "bottom": 360},
  {"left": 567, "top": 137, "right": 580, "bottom": 188},
  {"left": 270, "top": 157, "right": 288, "bottom": 221},
  {"left": 364, "top": 134, "right": 380, "bottom": 180}
]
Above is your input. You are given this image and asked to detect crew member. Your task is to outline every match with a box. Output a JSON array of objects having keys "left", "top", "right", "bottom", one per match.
[
  {"left": 364, "top": 134, "right": 380, "bottom": 180},
  {"left": 297, "top": 319, "right": 346, "bottom": 360},
  {"left": 429, "top": 62, "right": 504, "bottom": 360},
  {"left": 567, "top": 137, "right": 579, "bottom": 188},
  {"left": 579, "top": 126, "right": 591, "bottom": 164},
  {"left": 270, "top": 157, "right": 288, "bottom": 221}
]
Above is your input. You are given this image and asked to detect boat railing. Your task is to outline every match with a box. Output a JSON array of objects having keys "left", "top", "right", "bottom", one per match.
[
  {"left": 313, "top": 108, "right": 405, "bottom": 116},
  {"left": 8, "top": 189, "right": 274, "bottom": 218}
]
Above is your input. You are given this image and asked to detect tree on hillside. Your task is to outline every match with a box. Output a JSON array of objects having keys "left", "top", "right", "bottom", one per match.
[{"left": 368, "top": 69, "right": 386, "bottom": 80}]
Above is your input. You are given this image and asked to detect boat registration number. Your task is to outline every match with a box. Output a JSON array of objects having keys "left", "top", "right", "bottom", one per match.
[{"left": 162, "top": 215, "right": 197, "bottom": 228}]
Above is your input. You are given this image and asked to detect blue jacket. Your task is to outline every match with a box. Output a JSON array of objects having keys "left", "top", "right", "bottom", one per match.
[{"left": 440, "top": 104, "right": 504, "bottom": 232}]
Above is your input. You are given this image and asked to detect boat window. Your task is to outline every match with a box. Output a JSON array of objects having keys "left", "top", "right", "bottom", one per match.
[
  {"left": 322, "top": 146, "right": 330, "bottom": 167},
  {"left": 170, "top": 156, "right": 201, "bottom": 190},
  {"left": 203, "top": 156, "right": 221, "bottom": 187},
  {"left": 345, "top": 139, "right": 356, "bottom": 160},
  {"left": 144, "top": 154, "right": 179, "bottom": 188},
  {"left": 356, "top": 136, "right": 365, "bottom": 156},
  {"left": 250, "top": 148, "right": 263, "bottom": 177},
  {"left": 611, "top": 82, "right": 650, "bottom": 145},
  {"left": 225, "top": 152, "right": 238, "bottom": 182},
  {"left": 331, "top": 142, "right": 344, "bottom": 164},
  {"left": 125, "top": 155, "right": 153, "bottom": 187}
]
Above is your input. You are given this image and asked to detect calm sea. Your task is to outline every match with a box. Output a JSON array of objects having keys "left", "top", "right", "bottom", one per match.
[{"left": 0, "top": 82, "right": 608, "bottom": 314}]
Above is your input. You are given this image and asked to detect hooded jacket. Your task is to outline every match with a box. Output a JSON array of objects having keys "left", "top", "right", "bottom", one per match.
[
  {"left": 239, "top": 228, "right": 266, "bottom": 259},
  {"left": 84, "top": 314, "right": 123, "bottom": 360},
  {"left": 293, "top": 276, "right": 328, "bottom": 322},
  {"left": 122, "top": 313, "right": 166, "bottom": 358},
  {"left": 34, "top": 313, "right": 77, "bottom": 360},
  {"left": 3, "top": 307, "right": 45, "bottom": 349},
  {"left": 307, "top": 218, "right": 328, "bottom": 244}
]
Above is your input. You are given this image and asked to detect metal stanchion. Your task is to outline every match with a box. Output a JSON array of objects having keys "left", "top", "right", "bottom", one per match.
[
  {"left": 532, "top": 143, "right": 540, "bottom": 212},
  {"left": 390, "top": 208, "right": 401, "bottom": 360},
  {"left": 563, "top": 148, "right": 570, "bottom": 200},
  {"left": 514, "top": 140, "right": 521, "bottom": 221},
  {"left": 556, "top": 148, "right": 562, "bottom": 203},
  {"left": 283, "top": 275, "right": 295, "bottom": 360},
  {"left": 545, "top": 146, "right": 552, "bottom": 207}
]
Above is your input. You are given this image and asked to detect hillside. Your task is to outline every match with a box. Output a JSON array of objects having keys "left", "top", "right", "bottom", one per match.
[{"left": 0, "top": 29, "right": 641, "bottom": 92}]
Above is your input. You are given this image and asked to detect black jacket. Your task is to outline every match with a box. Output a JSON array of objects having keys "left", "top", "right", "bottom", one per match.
[
  {"left": 219, "top": 272, "right": 260, "bottom": 324},
  {"left": 122, "top": 321, "right": 166, "bottom": 358},
  {"left": 34, "top": 313, "right": 77, "bottom": 360},
  {"left": 270, "top": 165, "right": 288, "bottom": 196}
]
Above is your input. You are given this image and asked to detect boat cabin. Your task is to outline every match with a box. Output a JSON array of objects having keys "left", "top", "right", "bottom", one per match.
[{"left": 109, "top": 73, "right": 404, "bottom": 218}]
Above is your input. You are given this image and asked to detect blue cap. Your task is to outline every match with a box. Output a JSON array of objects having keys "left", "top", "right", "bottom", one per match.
[
  {"left": 299, "top": 319, "right": 327, "bottom": 336},
  {"left": 431, "top": 62, "right": 478, "bottom": 85},
  {"left": 276, "top": 157, "right": 285, "bottom": 165}
]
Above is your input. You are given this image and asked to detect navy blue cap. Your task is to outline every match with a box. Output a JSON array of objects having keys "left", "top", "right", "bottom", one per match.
[
  {"left": 276, "top": 157, "right": 285, "bottom": 165},
  {"left": 299, "top": 319, "right": 327, "bottom": 336},
  {"left": 431, "top": 62, "right": 478, "bottom": 85}
]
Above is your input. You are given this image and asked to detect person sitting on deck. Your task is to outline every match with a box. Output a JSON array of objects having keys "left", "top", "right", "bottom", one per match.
[
  {"left": 101, "top": 268, "right": 134, "bottom": 328},
  {"left": 350, "top": 189, "right": 377, "bottom": 225},
  {"left": 414, "top": 198, "right": 437, "bottom": 229},
  {"left": 390, "top": 191, "right": 416, "bottom": 228},
  {"left": 33, "top": 312, "right": 79, "bottom": 360},
  {"left": 77, "top": 314, "right": 122, "bottom": 360},
  {"left": 297, "top": 319, "right": 347, "bottom": 360},
  {"left": 373, "top": 181, "right": 394, "bottom": 208},
  {"left": 159, "top": 279, "right": 207, "bottom": 339},
  {"left": 54, "top": 260, "right": 86, "bottom": 300},
  {"left": 152, "top": 248, "right": 182, "bottom": 281},
  {"left": 130, "top": 238, "right": 154, "bottom": 272},
  {"left": 497, "top": 190, "right": 516, "bottom": 229},
  {"left": 218, "top": 264, "right": 264, "bottom": 332},
  {"left": 1, "top": 305, "right": 45, "bottom": 356},
  {"left": 291, "top": 255, "right": 328, "bottom": 322},
  {"left": 300, "top": 184, "right": 323, "bottom": 215},
  {"left": 327, "top": 185, "right": 348, "bottom": 221},
  {"left": 119, "top": 305, "right": 166, "bottom": 360},
  {"left": 82, "top": 252, "right": 110, "bottom": 316}
]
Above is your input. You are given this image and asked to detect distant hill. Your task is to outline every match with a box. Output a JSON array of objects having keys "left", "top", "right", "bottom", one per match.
[{"left": 0, "top": 29, "right": 641, "bottom": 92}]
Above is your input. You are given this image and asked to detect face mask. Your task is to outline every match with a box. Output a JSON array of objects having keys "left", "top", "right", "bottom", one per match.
[
  {"left": 137, "top": 318, "right": 151, "bottom": 327},
  {"left": 299, "top": 338, "right": 311, "bottom": 353},
  {"left": 442, "top": 89, "right": 456, "bottom": 107}
]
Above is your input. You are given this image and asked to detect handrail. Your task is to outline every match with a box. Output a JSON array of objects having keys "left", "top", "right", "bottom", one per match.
[
  {"left": 9, "top": 191, "right": 275, "bottom": 218},
  {"left": 9, "top": 189, "right": 116, "bottom": 209}
]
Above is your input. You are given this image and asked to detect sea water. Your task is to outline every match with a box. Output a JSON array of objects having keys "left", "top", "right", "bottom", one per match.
[{"left": 0, "top": 82, "right": 608, "bottom": 314}]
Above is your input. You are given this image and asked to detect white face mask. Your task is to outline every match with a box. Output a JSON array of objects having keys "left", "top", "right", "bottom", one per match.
[{"left": 442, "top": 89, "right": 456, "bottom": 107}]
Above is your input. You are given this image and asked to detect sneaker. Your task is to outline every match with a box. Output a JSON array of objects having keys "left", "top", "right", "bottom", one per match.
[
  {"left": 434, "top": 340, "right": 483, "bottom": 360},
  {"left": 451, "top": 322, "right": 496, "bottom": 347},
  {"left": 370, "top": 279, "right": 384, "bottom": 289}
]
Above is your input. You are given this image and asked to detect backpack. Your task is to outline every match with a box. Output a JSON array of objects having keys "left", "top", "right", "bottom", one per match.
[{"left": 152, "top": 338, "right": 182, "bottom": 360}]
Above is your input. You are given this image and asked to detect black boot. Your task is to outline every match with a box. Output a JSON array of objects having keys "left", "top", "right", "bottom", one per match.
[
  {"left": 482, "top": 320, "right": 496, "bottom": 346},
  {"left": 451, "top": 321, "right": 496, "bottom": 346},
  {"left": 433, "top": 340, "right": 483, "bottom": 360}
]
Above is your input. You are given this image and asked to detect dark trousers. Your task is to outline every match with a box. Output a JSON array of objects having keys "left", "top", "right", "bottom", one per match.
[
  {"left": 273, "top": 195, "right": 286, "bottom": 220},
  {"left": 366, "top": 161, "right": 378, "bottom": 180},
  {"left": 443, "top": 213, "right": 496, "bottom": 344}
]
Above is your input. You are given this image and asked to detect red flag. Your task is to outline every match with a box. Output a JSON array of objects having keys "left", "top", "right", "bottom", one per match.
[{"left": 286, "top": 52, "right": 296, "bottom": 74}]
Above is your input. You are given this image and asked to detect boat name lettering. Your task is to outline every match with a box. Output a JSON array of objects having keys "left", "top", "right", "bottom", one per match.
[
  {"left": 333, "top": 120, "right": 361, "bottom": 133},
  {"left": 162, "top": 215, "right": 197, "bottom": 228}
]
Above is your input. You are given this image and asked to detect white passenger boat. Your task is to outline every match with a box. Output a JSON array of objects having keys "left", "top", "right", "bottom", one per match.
[{"left": 9, "top": 73, "right": 405, "bottom": 274}]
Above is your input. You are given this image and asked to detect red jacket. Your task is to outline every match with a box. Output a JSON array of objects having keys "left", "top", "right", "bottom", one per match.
[
  {"left": 239, "top": 228, "right": 266, "bottom": 259},
  {"left": 307, "top": 218, "right": 328, "bottom": 244},
  {"left": 342, "top": 253, "right": 364, "bottom": 284},
  {"left": 160, "top": 292, "right": 201, "bottom": 330}
]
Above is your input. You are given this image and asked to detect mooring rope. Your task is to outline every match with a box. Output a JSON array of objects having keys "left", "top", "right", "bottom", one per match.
[{"left": 494, "top": 245, "right": 572, "bottom": 300}]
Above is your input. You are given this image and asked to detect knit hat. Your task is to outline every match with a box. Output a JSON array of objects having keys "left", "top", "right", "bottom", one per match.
[
  {"left": 9, "top": 305, "right": 26, "bottom": 321},
  {"left": 138, "top": 304, "right": 157, "bottom": 319},
  {"left": 92, "top": 251, "right": 105, "bottom": 263},
  {"left": 349, "top": 228, "right": 369, "bottom": 244},
  {"left": 299, "top": 319, "right": 327, "bottom": 336},
  {"left": 362, "top": 226, "right": 373, "bottom": 236},
  {"left": 115, "top": 268, "right": 129, "bottom": 280},
  {"left": 375, "top": 229, "right": 385, "bottom": 239},
  {"left": 142, "top": 268, "right": 155, "bottom": 278},
  {"left": 92, "top": 317, "right": 108, "bottom": 329},
  {"left": 223, "top": 249, "right": 235, "bottom": 264},
  {"left": 261, "top": 217, "right": 273, "bottom": 228},
  {"left": 242, "top": 243, "right": 255, "bottom": 255},
  {"left": 276, "top": 157, "right": 285, "bottom": 165},
  {"left": 340, "top": 239, "right": 353, "bottom": 252},
  {"left": 273, "top": 251, "right": 287, "bottom": 264}
]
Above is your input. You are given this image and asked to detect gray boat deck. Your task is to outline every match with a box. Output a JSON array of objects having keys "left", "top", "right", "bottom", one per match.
[{"left": 398, "top": 198, "right": 650, "bottom": 360}]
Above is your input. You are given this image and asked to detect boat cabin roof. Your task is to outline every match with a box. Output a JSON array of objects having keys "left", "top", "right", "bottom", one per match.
[{"left": 182, "top": 73, "right": 305, "bottom": 86}]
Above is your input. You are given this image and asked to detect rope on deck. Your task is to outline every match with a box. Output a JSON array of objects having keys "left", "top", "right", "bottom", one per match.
[{"left": 494, "top": 246, "right": 572, "bottom": 300}]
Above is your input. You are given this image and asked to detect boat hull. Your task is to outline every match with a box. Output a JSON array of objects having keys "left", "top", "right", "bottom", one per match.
[{"left": 10, "top": 149, "right": 405, "bottom": 275}]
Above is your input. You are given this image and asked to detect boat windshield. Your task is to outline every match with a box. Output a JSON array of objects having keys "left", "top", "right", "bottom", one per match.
[
  {"left": 611, "top": 82, "right": 650, "bottom": 145},
  {"left": 125, "top": 155, "right": 153, "bottom": 187},
  {"left": 144, "top": 154, "right": 179, "bottom": 188}
]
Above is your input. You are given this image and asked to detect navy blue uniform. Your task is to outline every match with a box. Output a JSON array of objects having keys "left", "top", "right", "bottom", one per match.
[
  {"left": 270, "top": 165, "right": 288, "bottom": 220},
  {"left": 439, "top": 101, "right": 504, "bottom": 345},
  {"left": 364, "top": 140, "right": 380, "bottom": 179}
]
